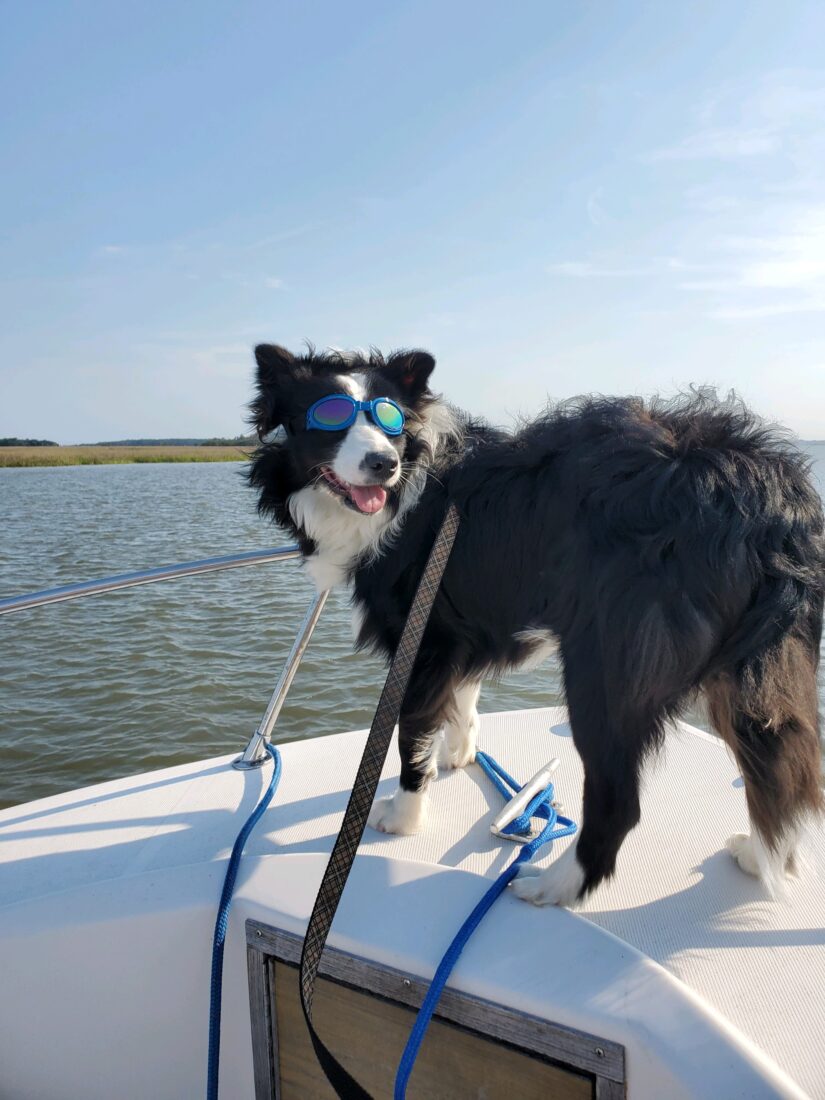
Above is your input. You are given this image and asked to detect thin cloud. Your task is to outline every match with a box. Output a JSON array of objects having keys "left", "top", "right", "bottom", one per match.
[
  {"left": 134, "top": 338, "right": 252, "bottom": 380},
  {"left": 586, "top": 189, "right": 608, "bottom": 227},
  {"left": 218, "top": 272, "right": 287, "bottom": 290},
  {"left": 680, "top": 279, "right": 739, "bottom": 292},
  {"left": 689, "top": 206, "right": 825, "bottom": 319},
  {"left": 739, "top": 226, "right": 825, "bottom": 290},
  {"left": 646, "top": 72, "right": 825, "bottom": 167},
  {"left": 749, "top": 73, "right": 825, "bottom": 127},
  {"left": 683, "top": 186, "right": 742, "bottom": 214},
  {"left": 546, "top": 261, "right": 650, "bottom": 278},
  {"left": 710, "top": 300, "right": 825, "bottom": 320},
  {"left": 646, "top": 127, "right": 780, "bottom": 162},
  {"left": 546, "top": 200, "right": 825, "bottom": 322},
  {"left": 245, "top": 223, "right": 322, "bottom": 250}
]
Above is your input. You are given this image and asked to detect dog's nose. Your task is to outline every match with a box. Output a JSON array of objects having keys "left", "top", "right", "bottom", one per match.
[{"left": 362, "top": 451, "right": 399, "bottom": 479}]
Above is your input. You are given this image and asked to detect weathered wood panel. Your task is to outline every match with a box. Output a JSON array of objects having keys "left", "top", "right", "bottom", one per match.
[
  {"left": 273, "top": 960, "right": 593, "bottom": 1100},
  {"left": 246, "top": 920, "right": 625, "bottom": 1085}
]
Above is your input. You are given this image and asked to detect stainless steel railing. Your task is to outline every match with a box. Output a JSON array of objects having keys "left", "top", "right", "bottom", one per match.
[
  {"left": 0, "top": 546, "right": 302, "bottom": 615},
  {"left": 234, "top": 589, "right": 329, "bottom": 769},
  {"left": 0, "top": 545, "right": 326, "bottom": 769}
]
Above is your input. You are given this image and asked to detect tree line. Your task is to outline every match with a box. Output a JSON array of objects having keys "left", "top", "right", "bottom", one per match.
[{"left": 0, "top": 438, "right": 58, "bottom": 447}]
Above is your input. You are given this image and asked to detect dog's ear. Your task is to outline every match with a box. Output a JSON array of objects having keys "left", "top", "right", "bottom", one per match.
[
  {"left": 384, "top": 350, "right": 436, "bottom": 401},
  {"left": 251, "top": 344, "right": 296, "bottom": 439}
]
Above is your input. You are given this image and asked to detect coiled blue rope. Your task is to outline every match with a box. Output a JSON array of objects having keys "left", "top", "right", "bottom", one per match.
[
  {"left": 394, "top": 749, "right": 577, "bottom": 1099},
  {"left": 206, "top": 742, "right": 281, "bottom": 1100}
]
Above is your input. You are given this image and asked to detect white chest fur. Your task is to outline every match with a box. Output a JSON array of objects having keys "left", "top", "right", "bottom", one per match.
[{"left": 288, "top": 486, "right": 393, "bottom": 591}]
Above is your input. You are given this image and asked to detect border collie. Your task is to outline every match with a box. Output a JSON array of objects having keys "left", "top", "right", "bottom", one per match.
[{"left": 248, "top": 343, "right": 824, "bottom": 906}]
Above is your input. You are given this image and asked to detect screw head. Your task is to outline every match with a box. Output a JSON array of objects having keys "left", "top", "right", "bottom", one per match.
[
  {"left": 595, "top": 1047, "right": 605, "bottom": 1058},
  {"left": 402, "top": 978, "right": 411, "bottom": 987},
  {"left": 256, "top": 929, "right": 262, "bottom": 937}
]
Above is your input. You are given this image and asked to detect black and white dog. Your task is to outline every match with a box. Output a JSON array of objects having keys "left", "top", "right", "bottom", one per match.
[{"left": 248, "top": 343, "right": 824, "bottom": 906}]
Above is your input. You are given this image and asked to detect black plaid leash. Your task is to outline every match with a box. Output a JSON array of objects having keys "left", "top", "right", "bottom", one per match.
[{"left": 298, "top": 502, "right": 461, "bottom": 1099}]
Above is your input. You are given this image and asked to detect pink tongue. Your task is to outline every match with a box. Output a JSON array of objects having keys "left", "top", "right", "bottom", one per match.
[{"left": 349, "top": 484, "right": 388, "bottom": 514}]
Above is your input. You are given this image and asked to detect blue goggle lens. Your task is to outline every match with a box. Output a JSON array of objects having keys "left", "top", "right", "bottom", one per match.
[
  {"left": 312, "top": 397, "right": 354, "bottom": 428},
  {"left": 373, "top": 399, "right": 404, "bottom": 434}
]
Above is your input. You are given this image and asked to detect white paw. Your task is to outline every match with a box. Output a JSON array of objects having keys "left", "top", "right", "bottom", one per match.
[
  {"left": 437, "top": 728, "right": 477, "bottom": 770},
  {"left": 726, "top": 830, "right": 799, "bottom": 895},
  {"left": 367, "top": 789, "right": 428, "bottom": 835},
  {"left": 438, "top": 708, "right": 480, "bottom": 770},
  {"left": 510, "top": 844, "right": 585, "bottom": 908},
  {"left": 727, "top": 832, "right": 761, "bottom": 877},
  {"left": 785, "top": 849, "right": 803, "bottom": 879}
]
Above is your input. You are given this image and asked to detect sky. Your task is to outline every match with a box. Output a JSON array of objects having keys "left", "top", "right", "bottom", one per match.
[{"left": 2, "top": 1, "right": 825, "bottom": 443}]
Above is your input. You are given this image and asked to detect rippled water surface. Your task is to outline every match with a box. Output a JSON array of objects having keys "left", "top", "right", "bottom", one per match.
[{"left": 2, "top": 448, "right": 824, "bottom": 809}]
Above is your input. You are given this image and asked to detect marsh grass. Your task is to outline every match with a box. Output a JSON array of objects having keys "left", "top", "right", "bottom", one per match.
[{"left": 0, "top": 445, "right": 249, "bottom": 467}]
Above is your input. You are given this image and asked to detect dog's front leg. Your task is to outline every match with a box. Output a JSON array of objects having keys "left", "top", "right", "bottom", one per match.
[{"left": 368, "top": 713, "right": 439, "bottom": 836}]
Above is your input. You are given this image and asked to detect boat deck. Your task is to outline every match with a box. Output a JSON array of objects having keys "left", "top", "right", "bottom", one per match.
[{"left": 1, "top": 706, "right": 823, "bottom": 1099}]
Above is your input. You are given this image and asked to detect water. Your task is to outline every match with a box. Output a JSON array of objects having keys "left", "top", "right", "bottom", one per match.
[{"left": 2, "top": 448, "right": 824, "bottom": 810}]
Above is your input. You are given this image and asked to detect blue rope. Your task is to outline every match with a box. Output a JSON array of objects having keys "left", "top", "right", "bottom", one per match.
[
  {"left": 394, "top": 750, "right": 576, "bottom": 1099},
  {"left": 206, "top": 743, "right": 281, "bottom": 1100}
]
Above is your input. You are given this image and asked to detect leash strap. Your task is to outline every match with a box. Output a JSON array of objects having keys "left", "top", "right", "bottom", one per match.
[{"left": 298, "top": 502, "right": 461, "bottom": 1099}]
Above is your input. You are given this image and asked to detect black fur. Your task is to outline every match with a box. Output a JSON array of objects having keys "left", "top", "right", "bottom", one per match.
[{"left": 249, "top": 347, "right": 824, "bottom": 901}]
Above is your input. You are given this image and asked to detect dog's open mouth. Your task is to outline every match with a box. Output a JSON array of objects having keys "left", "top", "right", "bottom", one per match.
[{"left": 320, "top": 467, "right": 388, "bottom": 515}]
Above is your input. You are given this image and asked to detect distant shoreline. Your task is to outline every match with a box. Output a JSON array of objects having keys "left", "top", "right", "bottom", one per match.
[
  {"left": 3, "top": 437, "right": 822, "bottom": 469},
  {"left": 0, "top": 445, "right": 249, "bottom": 467}
]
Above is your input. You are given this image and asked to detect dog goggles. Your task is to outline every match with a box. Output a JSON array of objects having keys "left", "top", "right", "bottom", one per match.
[{"left": 305, "top": 394, "right": 405, "bottom": 436}]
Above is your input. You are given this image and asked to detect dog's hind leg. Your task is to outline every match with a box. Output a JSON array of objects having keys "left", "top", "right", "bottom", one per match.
[
  {"left": 368, "top": 659, "right": 455, "bottom": 836},
  {"left": 513, "top": 627, "right": 669, "bottom": 907},
  {"left": 438, "top": 680, "right": 481, "bottom": 770},
  {"left": 706, "top": 632, "right": 823, "bottom": 894}
]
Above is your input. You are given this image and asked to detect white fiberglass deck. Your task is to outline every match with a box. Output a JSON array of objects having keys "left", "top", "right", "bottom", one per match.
[{"left": 1, "top": 707, "right": 823, "bottom": 1099}]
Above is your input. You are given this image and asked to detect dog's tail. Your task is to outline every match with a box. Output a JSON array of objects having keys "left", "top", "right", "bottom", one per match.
[{"left": 704, "top": 536, "right": 824, "bottom": 891}]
